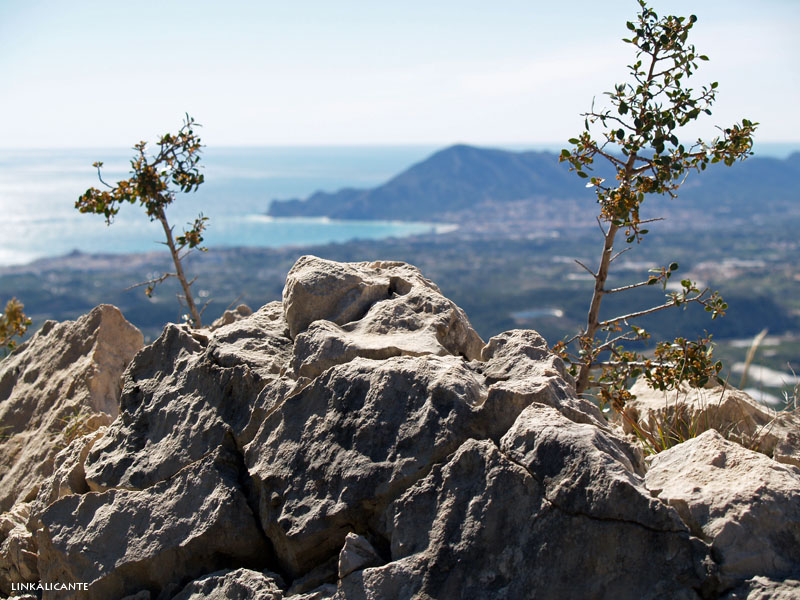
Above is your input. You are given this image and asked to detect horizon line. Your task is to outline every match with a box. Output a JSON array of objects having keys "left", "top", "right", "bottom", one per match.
[{"left": 2, "top": 140, "right": 799, "bottom": 151}]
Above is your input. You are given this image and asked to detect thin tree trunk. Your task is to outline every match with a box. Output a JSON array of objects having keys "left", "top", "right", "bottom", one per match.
[
  {"left": 575, "top": 222, "right": 619, "bottom": 394},
  {"left": 157, "top": 208, "right": 202, "bottom": 327}
]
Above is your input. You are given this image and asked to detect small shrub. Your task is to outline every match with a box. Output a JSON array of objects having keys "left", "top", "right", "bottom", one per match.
[
  {"left": 0, "top": 297, "right": 31, "bottom": 359},
  {"left": 77, "top": 115, "right": 209, "bottom": 326},
  {"left": 553, "top": 0, "right": 757, "bottom": 415}
]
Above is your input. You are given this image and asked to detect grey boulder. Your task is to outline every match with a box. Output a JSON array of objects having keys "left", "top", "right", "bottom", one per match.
[
  {"left": 37, "top": 446, "right": 272, "bottom": 600},
  {"left": 646, "top": 429, "right": 800, "bottom": 585},
  {"left": 171, "top": 568, "right": 284, "bottom": 600},
  {"left": 340, "top": 406, "right": 711, "bottom": 600},
  {"left": 624, "top": 379, "right": 800, "bottom": 467}
]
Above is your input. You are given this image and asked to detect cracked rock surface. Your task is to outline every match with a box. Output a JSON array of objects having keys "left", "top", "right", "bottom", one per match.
[{"left": 1, "top": 256, "right": 798, "bottom": 599}]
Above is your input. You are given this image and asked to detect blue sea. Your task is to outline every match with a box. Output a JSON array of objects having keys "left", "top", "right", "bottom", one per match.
[
  {"left": 0, "top": 146, "right": 446, "bottom": 266},
  {"left": 1, "top": 142, "right": 795, "bottom": 267}
]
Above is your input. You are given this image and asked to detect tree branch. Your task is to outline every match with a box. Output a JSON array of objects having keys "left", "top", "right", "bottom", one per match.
[
  {"left": 125, "top": 272, "right": 175, "bottom": 292},
  {"left": 604, "top": 278, "right": 653, "bottom": 294},
  {"left": 574, "top": 259, "right": 597, "bottom": 278},
  {"left": 595, "top": 333, "right": 641, "bottom": 353},
  {"left": 599, "top": 291, "right": 707, "bottom": 326},
  {"left": 609, "top": 247, "right": 631, "bottom": 264}
]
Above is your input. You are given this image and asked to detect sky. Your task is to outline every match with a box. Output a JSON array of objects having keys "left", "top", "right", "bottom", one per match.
[{"left": 1, "top": 0, "right": 798, "bottom": 148}]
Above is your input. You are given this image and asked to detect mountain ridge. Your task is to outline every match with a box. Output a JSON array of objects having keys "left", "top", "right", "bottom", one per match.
[
  {"left": 267, "top": 144, "right": 582, "bottom": 222},
  {"left": 267, "top": 144, "right": 800, "bottom": 223}
]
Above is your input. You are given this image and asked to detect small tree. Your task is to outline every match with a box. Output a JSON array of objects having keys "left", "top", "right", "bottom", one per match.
[
  {"left": 0, "top": 298, "right": 31, "bottom": 358},
  {"left": 553, "top": 1, "right": 757, "bottom": 412},
  {"left": 76, "top": 115, "right": 208, "bottom": 326}
]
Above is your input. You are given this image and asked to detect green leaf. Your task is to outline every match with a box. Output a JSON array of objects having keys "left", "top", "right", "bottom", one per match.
[{"left": 669, "top": 263, "right": 679, "bottom": 271}]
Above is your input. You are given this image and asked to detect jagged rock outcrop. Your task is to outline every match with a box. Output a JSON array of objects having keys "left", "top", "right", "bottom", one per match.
[
  {"left": 337, "top": 404, "right": 708, "bottom": 599},
  {"left": 283, "top": 257, "right": 484, "bottom": 375},
  {"left": 208, "top": 304, "right": 254, "bottom": 332},
  {"left": 171, "top": 568, "right": 285, "bottom": 600},
  {"left": 0, "top": 304, "right": 143, "bottom": 511},
  {"left": 1, "top": 256, "right": 797, "bottom": 599},
  {"left": 0, "top": 501, "right": 37, "bottom": 594},
  {"left": 722, "top": 576, "right": 800, "bottom": 599},
  {"left": 83, "top": 301, "right": 291, "bottom": 492},
  {"left": 0, "top": 305, "right": 142, "bottom": 596}
]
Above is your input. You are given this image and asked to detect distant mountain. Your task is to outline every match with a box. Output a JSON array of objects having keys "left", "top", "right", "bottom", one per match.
[
  {"left": 267, "top": 145, "right": 583, "bottom": 222},
  {"left": 267, "top": 145, "right": 800, "bottom": 223}
]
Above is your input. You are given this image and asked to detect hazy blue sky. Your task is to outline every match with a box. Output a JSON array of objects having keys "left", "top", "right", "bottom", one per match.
[{"left": 1, "top": 0, "right": 797, "bottom": 148}]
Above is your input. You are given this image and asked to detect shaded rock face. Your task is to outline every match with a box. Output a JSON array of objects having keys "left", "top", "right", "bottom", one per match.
[
  {"left": 246, "top": 354, "right": 496, "bottom": 578},
  {"left": 342, "top": 409, "right": 707, "bottom": 600},
  {"left": 83, "top": 301, "right": 291, "bottom": 492},
  {"left": 0, "top": 304, "right": 143, "bottom": 512},
  {"left": 2, "top": 256, "right": 798, "bottom": 599},
  {"left": 38, "top": 446, "right": 271, "bottom": 600}
]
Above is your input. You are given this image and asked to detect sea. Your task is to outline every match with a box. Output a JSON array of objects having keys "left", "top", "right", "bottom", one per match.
[
  {"left": 1, "top": 142, "right": 796, "bottom": 267},
  {"left": 0, "top": 146, "right": 446, "bottom": 267}
]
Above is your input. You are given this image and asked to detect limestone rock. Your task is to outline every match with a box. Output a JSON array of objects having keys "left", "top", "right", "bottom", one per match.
[
  {"left": 722, "top": 576, "right": 800, "bottom": 599},
  {"left": 0, "top": 501, "right": 38, "bottom": 596},
  {"left": 0, "top": 305, "right": 143, "bottom": 511},
  {"left": 624, "top": 378, "right": 800, "bottom": 467},
  {"left": 285, "top": 556, "right": 338, "bottom": 596},
  {"left": 171, "top": 568, "right": 284, "bottom": 600},
  {"left": 500, "top": 404, "right": 679, "bottom": 528},
  {"left": 37, "top": 446, "right": 272, "bottom": 600},
  {"left": 291, "top": 583, "right": 337, "bottom": 599},
  {"left": 283, "top": 257, "right": 484, "bottom": 376},
  {"left": 208, "top": 304, "right": 254, "bottom": 332},
  {"left": 30, "top": 427, "right": 107, "bottom": 524},
  {"left": 477, "top": 329, "right": 609, "bottom": 430},
  {"left": 1, "top": 428, "right": 110, "bottom": 595},
  {"left": 645, "top": 429, "right": 800, "bottom": 584},
  {"left": 244, "top": 354, "right": 495, "bottom": 578},
  {"left": 83, "top": 302, "right": 291, "bottom": 491},
  {"left": 120, "top": 592, "right": 152, "bottom": 600},
  {"left": 338, "top": 533, "right": 382, "bottom": 579},
  {"left": 342, "top": 435, "right": 708, "bottom": 600},
  {"left": 9, "top": 258, "right": 798, "bottom": 598}
]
